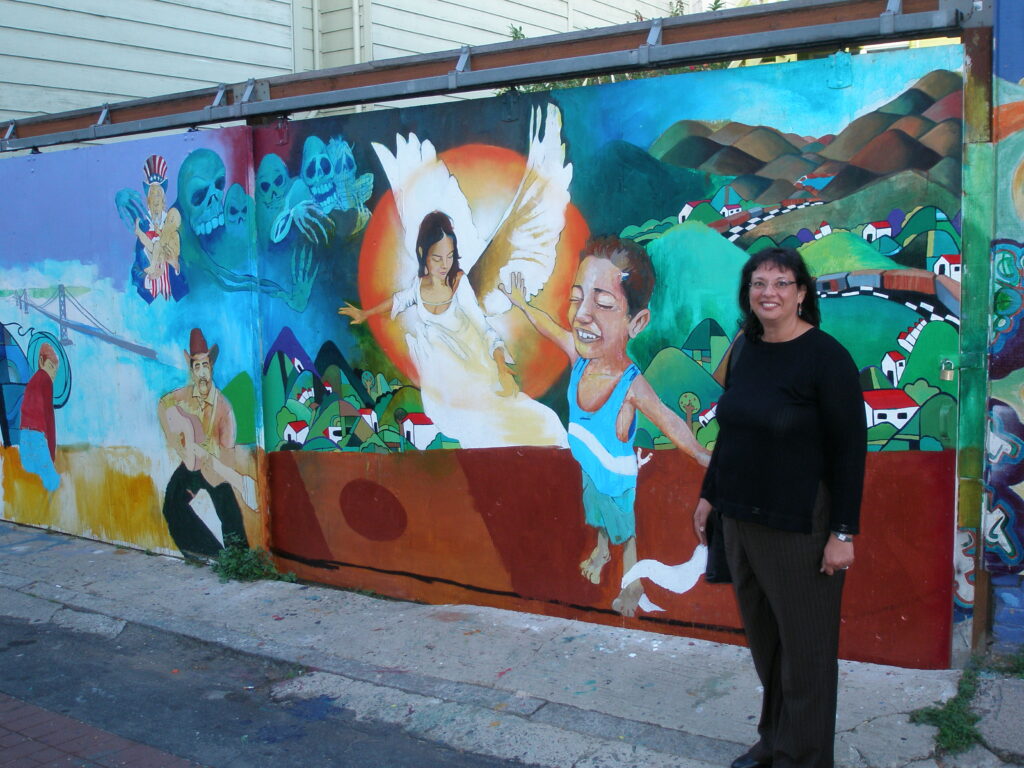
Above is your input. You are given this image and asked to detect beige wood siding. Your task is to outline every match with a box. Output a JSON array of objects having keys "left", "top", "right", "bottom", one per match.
[
  {"left": 293, "top": 0, "right": 317, "bottom": 72},
  {"left": 320, "top": 0, "right": 357, "bottom": 68},
  {"left": 1, "top": 0, "right": 297, "bottom": 122},
  {"left": 572, "top": 0, "right": 674, "bottom": 29}
]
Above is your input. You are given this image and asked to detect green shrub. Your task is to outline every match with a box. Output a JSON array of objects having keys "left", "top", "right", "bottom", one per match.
[{"left": 211, "top": 535, "right": 297, "bottom": 583}]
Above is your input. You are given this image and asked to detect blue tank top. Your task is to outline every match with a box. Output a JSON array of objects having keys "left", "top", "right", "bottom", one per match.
[{"left": 567, "top": 357, "right": 640, "bottom": 497}]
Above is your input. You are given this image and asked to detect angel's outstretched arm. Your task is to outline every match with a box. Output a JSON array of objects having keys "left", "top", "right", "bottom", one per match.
[
  {"left": 338, "top": 297, "right": 392, "bottom": 325},
  {"left": 500, "top": 271, "right": 576, "bottom": 361}
]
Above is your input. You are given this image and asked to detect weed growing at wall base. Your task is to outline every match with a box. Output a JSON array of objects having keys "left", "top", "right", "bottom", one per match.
[
  {"left": 211, "top": 535, "right": 297, "bottom": 583},
  {"left": 910, "top": 658, "right": 982, "bottom": 753}
]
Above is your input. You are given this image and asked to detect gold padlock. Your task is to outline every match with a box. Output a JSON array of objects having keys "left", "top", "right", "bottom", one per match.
[{"left": 940, "top": 359, "right": 955, "bottom": 381}]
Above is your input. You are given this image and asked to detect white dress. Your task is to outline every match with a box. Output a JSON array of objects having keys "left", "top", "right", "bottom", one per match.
[{"left": 391, "top": 276, "right": 568, "bottom": 449}]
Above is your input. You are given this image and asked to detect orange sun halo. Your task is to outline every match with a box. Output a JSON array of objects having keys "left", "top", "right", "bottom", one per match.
[{"left": 357, "top": 143, "right": 589, "bottom": 398}]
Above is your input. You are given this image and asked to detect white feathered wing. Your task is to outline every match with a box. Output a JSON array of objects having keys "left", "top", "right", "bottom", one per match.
[
  {"left": 370, "top": 133, "right": 486, "bottom": 280},
  {"left": 470, "top": 103, "right": 574, "bottom": 316}
]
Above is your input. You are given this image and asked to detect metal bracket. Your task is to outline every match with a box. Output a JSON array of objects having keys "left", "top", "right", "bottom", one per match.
[
  {"left": 638, "top": 18, "right": 663, "bottom": 66},
  {"left": 232, "top": 79, "right": 269, "bottom": 105},
  {"left": 95, "top": 104, "right": 110, "bottom": 126},
  {"left": 954, "top": 0, "right": 992, "bottom": 28},
  {"left": 449, "top": 46, "right": 471, "bottom": 89},
  {"left": 3, "top": 122, "right": 15, "bottom": 141},
  {"left": 210, "top": 83, "right": 228, "bottom": 108},
  {"left": 879, "top": 0, "right": 902, "bottom": 35},
  {"left": 241, "top": 79, "right": 257, "bottom": 103}
]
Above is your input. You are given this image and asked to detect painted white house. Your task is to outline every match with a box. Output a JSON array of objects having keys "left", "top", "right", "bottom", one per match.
[
  {"left": 862, "top": 221, "right": 893, "bottom": 242},
  {"left": 881, "top": 350, "right": 907, "bottom": 386},
  {"left": 284, "top": 420, "right": 310, "bottom": 444},
  {"left": 678, "top": 199, "right": 711, "bottom": 222},
  {"left": 897, "top": 318, "right": 928, "bottom": 353},
  {"left": 720, "top": 203, "right": 743, "bottom": 217},
  {"left": 358, "top": 408, "right": 378, "bottom": 432},
  {"left": 698, "top": 403, "right": 718, "bottom": 428},
  {"left": 401, "top": 412, "right": 439, "bottom": 450},
  {"left": 2, "top": 0, "right": 678, "bottom": 125},
  {"left": 297, "top": 387, "right": 315, "bottom": 405},
  {"left": 323, "top": 424, "right": 346, "bottom": 444},
  {"left": 863, "top": 389, "right": 920, "bottom": 428},
  {"left": 934, "top": 253, "right": 962, "bottom": 282},
  {"left": 814, "top": 221, "right": 832, "bottom": 239}
]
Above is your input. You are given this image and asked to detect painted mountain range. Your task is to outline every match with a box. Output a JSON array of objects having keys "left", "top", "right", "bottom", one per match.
[{"left": 649, "top": 69, "right": 962, "bottom": 204}]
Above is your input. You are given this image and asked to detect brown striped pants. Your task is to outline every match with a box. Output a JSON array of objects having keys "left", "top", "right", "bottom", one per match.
[{"left": 723, "top": 509, "right": 845, "bottom": 768}]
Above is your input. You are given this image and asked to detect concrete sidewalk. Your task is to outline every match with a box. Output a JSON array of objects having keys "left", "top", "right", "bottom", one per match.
[{"left": 0, "top": 520, "right": 1019, "bottom": 768}]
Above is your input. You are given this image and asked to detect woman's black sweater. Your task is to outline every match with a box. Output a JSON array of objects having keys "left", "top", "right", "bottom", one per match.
[{"left": 700, "top": 327, "right": 867, "bottom": 534}]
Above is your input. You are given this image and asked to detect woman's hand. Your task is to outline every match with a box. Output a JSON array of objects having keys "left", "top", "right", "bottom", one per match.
[
  {"left": 693, "top": 497, "right": 712, "bottom": 546},
  {"left": 820, "top": 534, "right": 854, "bottom": 576},
  {"left": 338, "top": 302, "right": 367, "bottom": 325}
]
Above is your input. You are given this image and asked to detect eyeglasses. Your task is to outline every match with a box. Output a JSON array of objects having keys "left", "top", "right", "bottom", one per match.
[{"left": 749, "top": 279, "right": 797, "bottom": 292}]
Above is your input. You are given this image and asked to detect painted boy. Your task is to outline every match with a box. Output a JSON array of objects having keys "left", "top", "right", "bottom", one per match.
[{"left": 502, "top": 236, "right": 710, "bottom": 616}]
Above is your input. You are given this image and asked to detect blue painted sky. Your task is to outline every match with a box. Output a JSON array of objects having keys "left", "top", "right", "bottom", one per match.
[
  {"left": 0, "top": 128, "right": 247, "bottom": 286},
  {"left": 553, "top": 44, "right": 962, "bottom": 153}
]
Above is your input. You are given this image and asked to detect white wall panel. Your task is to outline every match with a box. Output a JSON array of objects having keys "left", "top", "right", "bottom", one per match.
[{"left": 1, "top": 0, "right": 296, "bottom": 119}]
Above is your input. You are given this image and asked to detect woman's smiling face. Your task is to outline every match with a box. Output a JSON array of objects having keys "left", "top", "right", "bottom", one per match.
[{"left": 748, "top": 262, "right": 806, "bottom": 328}]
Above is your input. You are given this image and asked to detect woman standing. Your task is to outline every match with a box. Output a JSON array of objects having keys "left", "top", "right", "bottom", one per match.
[{"left": 694, "top": 248, "right": 866, "bottom": 768}]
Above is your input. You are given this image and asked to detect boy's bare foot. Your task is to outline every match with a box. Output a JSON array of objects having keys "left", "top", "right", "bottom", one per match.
[
  {"left": 580, "top": 545, "right": 610, "bottom": 584},
  {"left": 612, "top": 581, "right": 643, "bottom": 617}
]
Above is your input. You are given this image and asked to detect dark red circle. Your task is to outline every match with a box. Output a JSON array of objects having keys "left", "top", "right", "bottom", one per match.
[{"left": 339, "top": 479, "right": 408, "bottom": 541}]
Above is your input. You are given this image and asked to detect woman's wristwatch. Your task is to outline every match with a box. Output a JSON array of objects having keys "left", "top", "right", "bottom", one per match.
[{"left": 832, "top": 531, "right": 854, "bottom": 542}]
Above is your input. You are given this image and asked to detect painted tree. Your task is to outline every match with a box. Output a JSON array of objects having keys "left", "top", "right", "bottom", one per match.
[{"left": 678, "top": 392, "right": 701, "bottom": 430}]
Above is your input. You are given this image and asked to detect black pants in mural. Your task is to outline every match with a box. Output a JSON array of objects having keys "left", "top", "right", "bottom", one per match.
[{"left": 162, "top": 463, "right": 248, "bottom": 558}]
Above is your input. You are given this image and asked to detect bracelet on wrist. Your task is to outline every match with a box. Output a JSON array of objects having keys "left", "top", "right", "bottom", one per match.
[{"left": 831, "top": 531, "right": 854, "bottom": 543}]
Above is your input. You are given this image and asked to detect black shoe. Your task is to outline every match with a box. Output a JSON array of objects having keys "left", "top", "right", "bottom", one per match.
[{"left": 730, "top": 750, "right": 772, "bottom": 768}]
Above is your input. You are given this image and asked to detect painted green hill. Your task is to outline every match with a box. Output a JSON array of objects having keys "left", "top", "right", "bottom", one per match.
[
  {"left": 571, "top": 140, "right": 714, "bottom": 236},
  {"left": 737, "top": 169, "right": 958, "bottom": 249},
  {"left": 630, "top": 221, "right": 747, "bottom": 370},
  {"left": 637, "top": 346, "right": 723, "bottom": 441},
  {"left": 799, "top": 231, "right": 901, "bottom": 275}
]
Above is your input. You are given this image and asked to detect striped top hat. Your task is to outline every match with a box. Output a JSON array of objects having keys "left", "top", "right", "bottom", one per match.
[{"left": 143, "top": 154, "right": 168, "bottom": 185}]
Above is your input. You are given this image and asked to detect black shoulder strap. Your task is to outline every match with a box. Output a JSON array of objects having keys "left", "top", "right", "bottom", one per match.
[{"left": 726, "top": 332, "right": 746, "bottom": 384}]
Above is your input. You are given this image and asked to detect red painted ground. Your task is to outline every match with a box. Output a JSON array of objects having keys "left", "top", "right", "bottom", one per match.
[{"left": 270, "top": 447, "right": 954, "bottom": 669}]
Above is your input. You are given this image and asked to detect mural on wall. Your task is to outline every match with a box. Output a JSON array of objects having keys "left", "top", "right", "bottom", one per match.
[
  {"left": 0, "top": 43, "right": 965, "bottom": 666},
  {"left": 0, "top": 128, "right": 264, "bottom": 557},
  {"left": 252, "top": 46, "right": 963, "bottom": 666},
  {"left": 985, "top": 1, "right": 1024, "bottom": 577}
]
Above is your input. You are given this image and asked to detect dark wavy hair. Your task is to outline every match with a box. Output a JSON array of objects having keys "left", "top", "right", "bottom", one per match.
[
  {"left": 581, "top": 236, "right": 656, "bottom": 317},
  {"left": 416, "top": 211, "right": 461, "bottom": 289},
  {"left": 739, "top": 247, "right": 819, "bottom": 341}
]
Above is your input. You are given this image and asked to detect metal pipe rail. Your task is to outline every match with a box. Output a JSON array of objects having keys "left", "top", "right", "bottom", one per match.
[{"left": 1, "top": 0, "right": 987, "bottom": 153}]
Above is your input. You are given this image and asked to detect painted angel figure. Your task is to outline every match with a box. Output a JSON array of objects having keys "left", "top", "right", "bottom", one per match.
[{"left": 338, "top": 104, "right": 572, "bottom": 449}]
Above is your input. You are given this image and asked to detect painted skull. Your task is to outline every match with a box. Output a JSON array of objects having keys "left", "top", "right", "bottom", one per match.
[
  {"left": 328, "top": 137, "right": 357, "bottom": 182},
  {"left": 256, "top": 154, "right": 289, "bottom": 212},
  {"left": 178, "top": 149, "right": 226, "bottom": 237},
  {"left": 301, "top": 136, "right": 336, "bottom": 206},
  {"left": 225, "top": 183, "right": 250, "bottom": 227}
]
